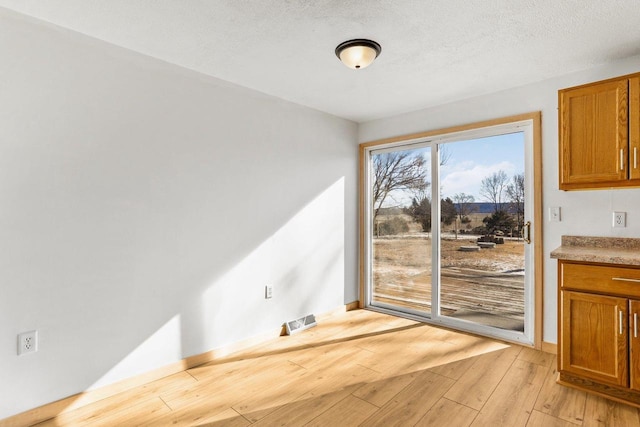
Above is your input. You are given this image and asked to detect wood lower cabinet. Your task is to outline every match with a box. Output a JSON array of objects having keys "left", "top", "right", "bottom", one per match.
[
  {"left": 561, "top": 291, "right": 628, "bottom": 387},
  {"left": 558, "top": 260, "right": 640, "bottom": 406},
  {"left": 631, "top": 300, "right": 640, "bottom": 391}
]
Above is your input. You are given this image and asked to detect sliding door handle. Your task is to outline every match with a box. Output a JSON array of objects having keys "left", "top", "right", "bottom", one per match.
[{"left": 523, "top": 221, "right": 531, "bottom": 244}]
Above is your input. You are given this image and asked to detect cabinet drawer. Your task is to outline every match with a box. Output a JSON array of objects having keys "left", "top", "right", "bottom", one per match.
[{"left": 560, "top": 261, "right": 640, "bottom": 298}]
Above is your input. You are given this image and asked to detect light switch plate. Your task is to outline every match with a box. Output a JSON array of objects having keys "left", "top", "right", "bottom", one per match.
[{"left": 549, "top": 207, "right": 561, "bottom": 222}]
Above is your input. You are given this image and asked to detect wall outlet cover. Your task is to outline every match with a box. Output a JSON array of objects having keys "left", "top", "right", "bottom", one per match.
[
  {"left": 18, "top": 330, "right": 38, "bottom": 355},
  {"left": 613, "top": 211, "right": 627, "bottom": 228}
]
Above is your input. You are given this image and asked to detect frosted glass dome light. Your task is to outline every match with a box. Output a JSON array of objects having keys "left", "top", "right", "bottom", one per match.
[{"left": 335, "top": 39, "right": 381, "bottom": 70}]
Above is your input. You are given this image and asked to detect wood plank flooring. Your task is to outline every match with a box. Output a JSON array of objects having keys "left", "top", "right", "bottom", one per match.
[{"left": 31, "top": 310, "right": 640, "bottom": 426}]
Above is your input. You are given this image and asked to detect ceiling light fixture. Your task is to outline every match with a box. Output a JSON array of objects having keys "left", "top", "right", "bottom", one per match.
[{"left": 335, "top": 39, "right": 381, "bottom": 70}]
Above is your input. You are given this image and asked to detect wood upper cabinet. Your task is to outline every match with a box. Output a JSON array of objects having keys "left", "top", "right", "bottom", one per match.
[
  {"left": 630, "top": 77, "right": 640, "bottom": 181},
  {"left": 561, "top": 290, "right": 628, "bottom": 387},
  {"left": 559, "top": 74, "right": 640, "bottom": 190}
]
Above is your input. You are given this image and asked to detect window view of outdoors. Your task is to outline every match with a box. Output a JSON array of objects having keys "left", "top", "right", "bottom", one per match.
[
  {"left": 371, "top": 133, "right": 526, "bottom": 331},
  {"left": 371, "top": 145, "right": 433, "bottom": 314}
]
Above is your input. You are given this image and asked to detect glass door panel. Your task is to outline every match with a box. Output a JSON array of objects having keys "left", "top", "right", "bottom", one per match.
[
  {"left": 437, "top": 133, "right": 526, "bottom": 333},
  {"left": 370, "top": 145, "right": 432, "bottom": 316}
]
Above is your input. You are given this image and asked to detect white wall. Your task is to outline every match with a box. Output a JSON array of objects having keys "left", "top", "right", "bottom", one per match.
[
  {"left": 0, "top": 10, "right": 358, "bottom": 419},
  {"left": 360, "top": 54, "right": 640, "bottom": 347}
]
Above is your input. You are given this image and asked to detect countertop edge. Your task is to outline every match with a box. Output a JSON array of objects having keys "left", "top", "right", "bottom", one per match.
[{"left": 551, "top": 236, "right": 640, "bottom": 266}]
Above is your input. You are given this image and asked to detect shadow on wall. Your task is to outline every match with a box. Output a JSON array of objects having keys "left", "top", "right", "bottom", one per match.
[
  {"left": 89, "top": 178, "right": 346, "bottom": 392},
  {"left": 5, "top": 176, "right": 348, "bottom": 421},
  {"left": 79, "top": 178, "right": 346, "bottom": 394}
]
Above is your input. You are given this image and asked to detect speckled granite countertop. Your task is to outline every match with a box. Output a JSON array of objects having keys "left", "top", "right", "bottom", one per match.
[{"left": 550, "top": 236, "right": 640, "bottom": 266}]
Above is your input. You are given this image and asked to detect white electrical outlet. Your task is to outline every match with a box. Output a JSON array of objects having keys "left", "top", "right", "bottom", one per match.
[
  {"left": 265, "top": 284, "right": 273, "bottom": 299},
  {"left": 613, "top": 211, "right": 627, "bottom": 228},
  {"left": 18, "top": 330, "right": 38, "bottom": 355}
]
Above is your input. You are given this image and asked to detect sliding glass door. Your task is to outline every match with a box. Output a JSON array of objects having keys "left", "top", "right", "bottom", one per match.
[{"left": 364, "top": 119, "right": 536, "bottom": 345}]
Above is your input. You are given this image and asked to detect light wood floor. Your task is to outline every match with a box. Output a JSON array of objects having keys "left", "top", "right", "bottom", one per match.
[{"left": 34, "top": 309, "right": 640, "bottom": 426}]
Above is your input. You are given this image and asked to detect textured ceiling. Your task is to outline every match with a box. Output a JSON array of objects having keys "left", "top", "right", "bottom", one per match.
[{"left": 2, "top": 1, "right": 640, "bottom": 122}]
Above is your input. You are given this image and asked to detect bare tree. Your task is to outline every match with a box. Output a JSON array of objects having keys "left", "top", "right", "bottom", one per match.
[
  {"left": 451, "top": 193, "right": 475, "bottom": 239},
  {"left": 452, "top": 193, "right": 475, "bottom": 221},
  {"left": 372, "top": 152, "right": 428, "bottom": 221},
  {"left": 480, "top": 170, "right": 509, "bottom": 213},
  {"left": 506, "top": 173, "right": 525, "bottom": 238}
]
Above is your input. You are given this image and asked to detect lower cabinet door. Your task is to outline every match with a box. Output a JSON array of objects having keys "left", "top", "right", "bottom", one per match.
[
  {"left": 630, "top": 300, "right": 640, "bottom": 390},
  {"left": 561, "top": 290, "right": 628, "bottom": 387}
]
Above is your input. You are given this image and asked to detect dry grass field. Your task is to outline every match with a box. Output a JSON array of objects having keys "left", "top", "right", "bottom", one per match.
[
  {"left": 372, "top": 235, "right": 525, "bottom": 330},
  {"left": 373, "top": 235, "right": 524, "bottom": 282}
]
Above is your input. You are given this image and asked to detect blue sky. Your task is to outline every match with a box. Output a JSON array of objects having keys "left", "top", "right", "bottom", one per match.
[{"left": 439, "top": 132, "right": 524, "bottom": 200}]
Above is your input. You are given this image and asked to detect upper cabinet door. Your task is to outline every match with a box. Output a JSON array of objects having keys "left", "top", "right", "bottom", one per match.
[
  {"left": 630, "top": 77, "right": 640, "bottom": 182},
  {"left": 559, "top": 79, "right": 628, "bottom": 190}
]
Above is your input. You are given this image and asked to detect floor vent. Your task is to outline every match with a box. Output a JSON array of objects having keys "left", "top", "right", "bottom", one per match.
[{"left": 285, "top": 314, "right": 317, "bottom": 335}]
